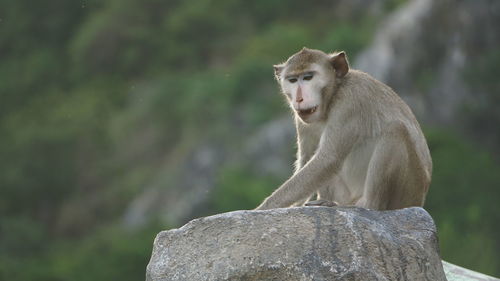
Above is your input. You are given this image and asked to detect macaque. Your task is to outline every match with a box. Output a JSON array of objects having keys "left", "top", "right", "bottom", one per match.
[{"left": 256, "top": 48, "right": 432, "bottom": 210}]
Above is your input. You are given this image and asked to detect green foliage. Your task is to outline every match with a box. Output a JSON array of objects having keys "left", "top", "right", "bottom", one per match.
[
  {"left": 211, "top": 166, "right": 280, "bottom": 212},
  {"left": 0, "top": 223, "right": 160, "bottom": 281},
  {"left": 415, "top": 68, "right": 437, "bottom": 93},
  {"left": 239, "top": 24, "right": 315, "bottom": 62},
  {"left": 383, "top": 0, "right": 408, "bottom": 12},
  {"left": 425, "top": 129, "right": 500, "bottom": 276},
  {"left": 318, "top": 20, "right": 375, "bottom": 58},
  {"left": 465, "top": 49, "right": 500, "bottom": 92},
  {"left": 462, "top": 49, "right": 500, "bottom": 150},
  {"left": 50, "top": 226, "right": 157, "bottom": 281}
]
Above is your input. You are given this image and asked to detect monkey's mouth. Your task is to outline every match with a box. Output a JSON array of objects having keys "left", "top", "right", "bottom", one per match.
[{"left": 298, "top": 106, "right": 318, "bottom": 117}]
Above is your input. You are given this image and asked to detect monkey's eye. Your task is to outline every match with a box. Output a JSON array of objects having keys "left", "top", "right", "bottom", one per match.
[
  {"left": 303, "top": 74, "right": 314, "bottom": 81},
  {"left": 288, "top": 78, "right": 298, "bottom": 83}
]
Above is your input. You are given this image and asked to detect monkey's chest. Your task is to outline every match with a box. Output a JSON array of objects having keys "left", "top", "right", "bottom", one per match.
[{"left": 337, "top": 139, "right": 377, "bottom": 201}]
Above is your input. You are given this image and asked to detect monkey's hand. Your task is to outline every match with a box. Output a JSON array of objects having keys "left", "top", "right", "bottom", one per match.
[{"left": 305, "top": 199, "right": 338, "bottom": 207}]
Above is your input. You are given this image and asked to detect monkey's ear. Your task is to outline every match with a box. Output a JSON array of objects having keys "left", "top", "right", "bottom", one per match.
[
  {"left": 273, "top": 64, "right": 285, "bottom": 80},
  {"left": 330, "top": 51, "right": 349, "bottom": 78}
]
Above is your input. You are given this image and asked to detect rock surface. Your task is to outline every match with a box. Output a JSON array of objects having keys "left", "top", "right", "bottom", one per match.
[
  {"left": 146, "top": 207, "right": 447, "bottom": 281},
  {"left": 443, "top": 261, "right": 500, "bottom": 281}
]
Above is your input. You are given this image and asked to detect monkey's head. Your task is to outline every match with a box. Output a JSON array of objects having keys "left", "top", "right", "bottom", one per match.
[{"left": 274, "top": 47, "right": 349, "bottom": 123}]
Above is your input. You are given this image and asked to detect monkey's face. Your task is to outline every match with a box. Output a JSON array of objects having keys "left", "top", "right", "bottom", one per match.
[
  {"left": 274, "top": 48, "right": 348, "bottom": 124},
  {"left": 280, "top": 63, "right": 331, "bottom": 123}
]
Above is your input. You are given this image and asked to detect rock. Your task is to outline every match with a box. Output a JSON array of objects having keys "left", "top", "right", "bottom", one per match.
[
  {"left": 146, "top": 206, "right": 447, "bottom": 281},
  {"left": 443, "top": 261, "right": 500, "bottom": 281},
  {"left": 355, "top": 0, "right": 500, "bottom": 126}
]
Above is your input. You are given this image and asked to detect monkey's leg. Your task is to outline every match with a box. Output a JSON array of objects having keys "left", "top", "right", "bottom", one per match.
[{"left": 357, "top": 136, "right": 404, "bottom": 210}]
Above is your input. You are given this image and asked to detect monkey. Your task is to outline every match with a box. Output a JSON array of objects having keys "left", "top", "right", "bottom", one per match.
[{"left": 255, "top": 47, "right": 432, "bottom": 211}]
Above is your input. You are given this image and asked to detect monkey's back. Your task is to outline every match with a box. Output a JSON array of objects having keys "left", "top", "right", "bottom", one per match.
[{"left": 334, "top": 70, "right": 432, "bottom": 185}]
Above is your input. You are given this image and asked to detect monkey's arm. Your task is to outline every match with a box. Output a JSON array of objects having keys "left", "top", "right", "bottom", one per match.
[{"left": 256, "top": 123, "right": 357, "bottom": 210}]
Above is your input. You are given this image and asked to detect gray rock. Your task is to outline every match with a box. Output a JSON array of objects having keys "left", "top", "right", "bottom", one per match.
[
  {"left": 355, "top": 0, "right": 500, "bottom": 127},
  {"left": 443, "top": 261, "right": 499, "bottom": 281},
  {"left": 146, "top": 206, "right": 447, "bottom": 281}
]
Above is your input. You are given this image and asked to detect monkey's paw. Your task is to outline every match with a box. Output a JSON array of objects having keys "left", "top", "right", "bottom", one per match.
[{"left": 305, "top": 199, "right": 338, "bottom": 207}]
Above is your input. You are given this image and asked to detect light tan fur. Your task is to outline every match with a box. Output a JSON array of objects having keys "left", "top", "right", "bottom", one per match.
[{"left": 256, "top": 48, "right": 432, "bottom": 210}]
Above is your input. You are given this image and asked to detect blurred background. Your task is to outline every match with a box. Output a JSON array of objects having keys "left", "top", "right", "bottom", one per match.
[{"left": 0, "top": 0, "right": 499, "bottom": 279}]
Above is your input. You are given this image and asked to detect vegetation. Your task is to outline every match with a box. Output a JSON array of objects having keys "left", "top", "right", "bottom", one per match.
[{"left": 0, "top": 0, "right": 498, "bottom": 279}]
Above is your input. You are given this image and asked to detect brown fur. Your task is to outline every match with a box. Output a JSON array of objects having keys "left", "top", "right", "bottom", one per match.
[{"left": 256, "top": 48, "right": 432, "bottom": 210}]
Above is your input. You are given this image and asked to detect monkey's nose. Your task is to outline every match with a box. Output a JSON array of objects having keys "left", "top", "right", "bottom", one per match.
[{"left": 296, "top": 97, "right": 304, "bottom": 103}]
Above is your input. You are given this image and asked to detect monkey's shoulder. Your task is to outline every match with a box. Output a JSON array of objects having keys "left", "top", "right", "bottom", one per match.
[
  {"left": 341, "top": 70, "right": 412, "bottom": 113},
  {"left": 343, "top": 70, "right": 396, "bottom": 96}
]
